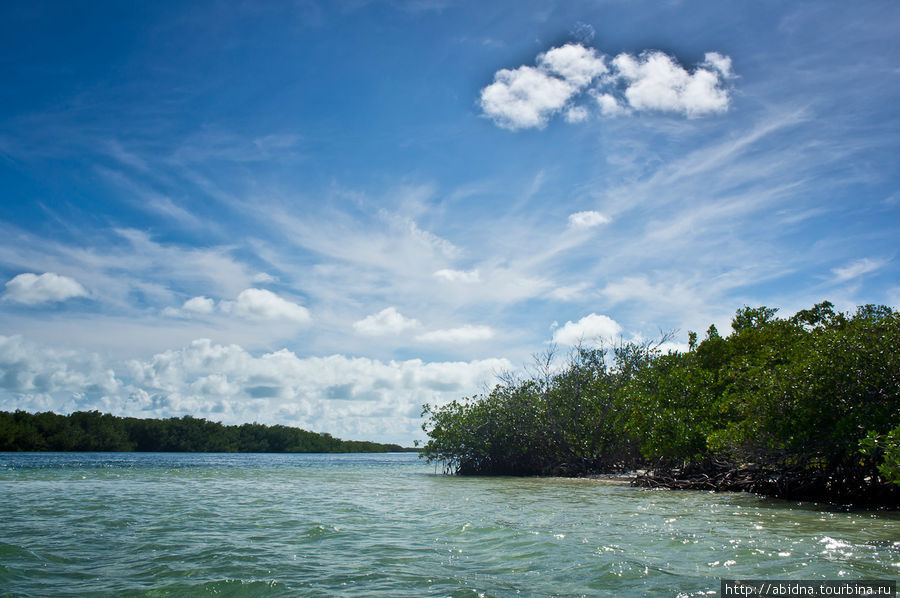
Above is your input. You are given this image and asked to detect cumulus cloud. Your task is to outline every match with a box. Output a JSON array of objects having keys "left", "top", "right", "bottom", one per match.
[
  {"left": 125, "top": 338, "right": 511, "bottom": 440},
  {"left": 416, "top": 325, "right": 495, "bottom": 344},
  {"left": 433, "top": 268, "right": 480, "bottom": 283},
  {"left": 538, "top": 43, "right": 608, "bottom": 87},
  {"left": 480, "top": 44, "right": 734, "bottom": 129},
  {"left": 703, "top": 52, "right": 733, "bottom": 77},
  {"left": 0, "top": 335, "right": 119, "bottom": 395},
  {"left": 479, "top": 43, "right": 607, "bottom": 130},
  {"left": 480, "top": 65, "right": 577, "bottom": 130},
  {"left": 565, "top": 105, "right": 590, "bottom": 123},
  {"left": 0, "top": 335, "right": 512, "bottom": 444},
  {"left": 222, "top": 288, "right": 311, "bottom": 323},
  {"left": 163, "top": 289, "right": 310, "bottom": 323},
  {"left": 353, "top": 307, "right": 420, "bottom": 336},
  {"left": 182, "top": 296, "right": 215, "bottom": 314},
  {"left": 551, "top": 313, "right": 623, "bottom": 346},
  {"left": 613, "top": 51, "right": 731, "bottom": 117},
  {"left": 568, "top": 210, "right": 611, "bottom": 229},
  {"left": 3, "top": 272, "right": 88, "bottom": 305},
  {"left": 594, "top": 92, "right": 628, "bottom": 117}
]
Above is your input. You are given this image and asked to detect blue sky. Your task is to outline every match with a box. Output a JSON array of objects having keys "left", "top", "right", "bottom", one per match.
[{"left": 1, "top": 0, "right": 898, "bottom": 444}]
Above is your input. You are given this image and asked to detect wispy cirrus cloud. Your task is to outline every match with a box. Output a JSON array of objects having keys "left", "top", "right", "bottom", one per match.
[
  {"left": 831, "top": 257, "right": 889, "bottom": 283},
  {"left": 416, "top": 325, "right": 495, "bottom": 344},
  {"left": 433, "top": 268, "right": 480, "bottom": 283}
]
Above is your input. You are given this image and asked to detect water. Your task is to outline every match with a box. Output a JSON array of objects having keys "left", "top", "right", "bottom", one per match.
[{"left": 0, "top": 453, "right": 897, "bottom": 597}]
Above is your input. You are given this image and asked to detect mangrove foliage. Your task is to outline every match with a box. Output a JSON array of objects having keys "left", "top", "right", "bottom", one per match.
[
  {"left": 0, "top": 411, "right": 409, "bottom": 453},
  {"left": 421, "top": 302, "right": 900, "bottom": 506}
]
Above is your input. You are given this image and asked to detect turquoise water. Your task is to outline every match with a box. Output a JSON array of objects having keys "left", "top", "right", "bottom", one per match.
[{"left": 0, "top": 453, "right": 897, "bottom": 597}]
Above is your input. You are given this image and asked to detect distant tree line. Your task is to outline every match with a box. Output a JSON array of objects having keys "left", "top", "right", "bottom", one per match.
[
  {"left": 421, "top": 302, "right": 900, "bottom": 507},
  {"left": 0, "top": 411, "right": 410, "bottom": 453}
]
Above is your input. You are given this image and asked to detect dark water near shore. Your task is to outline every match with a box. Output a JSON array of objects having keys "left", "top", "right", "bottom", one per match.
[{"left": 0, "top": 452, "right": 897, "bottom": 597}]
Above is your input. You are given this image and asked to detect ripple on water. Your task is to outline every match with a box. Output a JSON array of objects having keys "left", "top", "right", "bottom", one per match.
[{"left": 1, "top": 452, "right": 898, "bottom": 597}]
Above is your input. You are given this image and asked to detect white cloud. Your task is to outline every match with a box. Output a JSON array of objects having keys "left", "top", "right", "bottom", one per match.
[
  {"left": 353, "top": 307, "right": 420, "bottom": 336},
  {"left": 831, "top": 257, "right": 888, "bottom": 283},
  {"left": 182, "top": 296, "right": 215, "bottom": 314},
  {"left": 3, "top": 272, "right": 88, "bottom": 305},
  {"left": 0, "top": 335, "right": 512, "bottom": 444},
  {"left": 568, "top": 210, "right": 611, "bottom": 229},
  {"left": 433, "top": 268, "right": 480, "bottom": 283},
  {"left": 703, "top": 52, "right": 734, "bottom": 77},
  {"left": 222, "top": 288, "right": 311, "bottom": 323},
  {"left": 162, "top": 290, "right": 310, "bottom": 323},
  {"left": 479, "top": 43, "right": 608, "bottom": 130},
  {"left": 251, "top": 272, "right": 276, "bottom": 284},
  {"left": 565, "top": 105, "right": 590, "bottom": 123},
  {"left": 538, "top": 43, "right": 607, "bottom": 88},
  {"left": 480, "top": 44, "right": 733, "bottom": 128},
  {"left": 551, "top": 313, "right": 623, "bottom": 346},
  {"left": 656, "top": 340, "right": 691, "bottom": 354},
  {"left": 547, "top": 283, "right": 590, "bottom": 302},
  {"left": 480, "top": 65, "right": 576, "bottom": 130},
  {"left": 594, "top": 92, "right": 628, "bottom": 116},
  {"left": 416, "top": 325, "right": 495, "bottom": 344},
  {"left": 613, "top": 50, "right": 731, "bottom": 117},
  {"left": 0, "top": 334, "right": 119, "bottom": 395},
  {"left": 123, "top": 338, "right": 511, "bottom": 442}
]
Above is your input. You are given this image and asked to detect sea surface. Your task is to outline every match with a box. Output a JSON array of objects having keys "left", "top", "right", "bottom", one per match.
[{"left": 0, "top": 452, "right": 897, "bottom": 597}]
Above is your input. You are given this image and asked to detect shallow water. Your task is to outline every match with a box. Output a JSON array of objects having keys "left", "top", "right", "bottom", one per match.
[{"left": 0, "top": 452, "right": 897, "bottom": 597}]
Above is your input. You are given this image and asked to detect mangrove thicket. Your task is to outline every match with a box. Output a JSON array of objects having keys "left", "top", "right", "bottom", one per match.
[
  {"left": 420, "top": 302, "right": 900, "bottom": 507},
  {"left": 0, "top": 411, "right": 408, "bottom": 453}
]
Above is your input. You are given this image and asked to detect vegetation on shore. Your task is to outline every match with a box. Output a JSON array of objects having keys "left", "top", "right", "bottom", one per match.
[
  {"left": 0, "top": 411, "right": 410, "bottom": 453},
  {"left": 420, "top": 302, "right": 900, "bottom": 507}
]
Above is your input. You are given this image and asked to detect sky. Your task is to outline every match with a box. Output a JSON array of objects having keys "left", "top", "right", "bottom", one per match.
[{"left": 1, "top": 0, "right": 898, "bottom": 445}]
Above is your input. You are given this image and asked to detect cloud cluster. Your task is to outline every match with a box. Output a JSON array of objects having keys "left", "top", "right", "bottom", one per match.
[
  {"left": 223, "top": 288, "right": 311, "bottom": 323},
  {"left": 0, "top": 335, "right": 511, "bottom": 444},
  {"left": 165, "top": 288, "right": 311, "bottom": 324},
  {"left": 0, "top": 334, "right": 119, "bottom": 396},
  {"left": 480, "top": 44, "right": 734, "bottom": 129},
  {"left": 352, "top": 307, "right": 494, "bottom": 345},
  {"left": 612, "top": 51, "right": 733, "bottom": 117},
  {"left": 3, "top": 272, "right": 88, "bottom": 305},
  {"left": 480, "top": 44, "right": 607, "bottom": 130}
]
